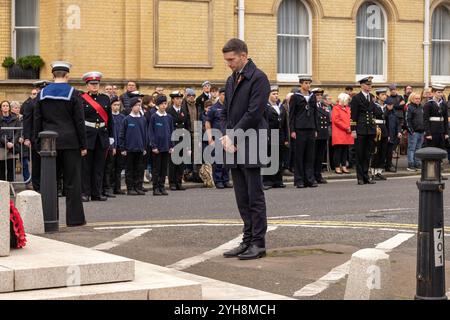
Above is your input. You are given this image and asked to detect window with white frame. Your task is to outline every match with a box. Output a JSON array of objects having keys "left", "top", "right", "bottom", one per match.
[
  {"left": 356, "top": 1, "right": 387, "bottom": 82},
  {"left": 432, "top": 5, "right": 450, "bottom": 83},
  {"left": 13, "top": 0, "right": 39, "bottom": 58},
  {"left": 277, "top": 0, "right": 311, "bottom": 82}
]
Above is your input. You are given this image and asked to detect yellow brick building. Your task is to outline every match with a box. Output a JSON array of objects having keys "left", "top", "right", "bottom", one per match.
[{"left": 0, "top": 0, "right": 449, "bottom": 101}]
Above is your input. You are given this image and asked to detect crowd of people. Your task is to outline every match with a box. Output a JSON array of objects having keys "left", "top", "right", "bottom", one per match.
[{"left": 1, "top": 66, "right": 449, "bottom": 200}]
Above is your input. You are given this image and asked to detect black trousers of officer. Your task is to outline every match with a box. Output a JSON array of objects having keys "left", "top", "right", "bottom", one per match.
[
  {"left": 169, "top": 149, "right": 184, "bottom": 187},
  {"left": 356, "top": 134, "right": 375, "bottom": 182},
  {"left": 112, "top": 152, "right": 125, "bottom": 192},
  {"left": 152, "top": 152, "right": 169, "bottom": 189},
  {"left": 372, "top": 137, "right": 388, "bottom": 169},
  {"left": 314, "top": 139, "right": 328, "bottom": 181},
  {"left": 294, "top": 129, "right": 316, "bottom": 186},
  {"left": 31, "top": 148, "right": 41, "bottom": 191},
  {"left": 231, "top": 166, "right": 267, "bottom": 248},
  {"left": 58, "top": 149, "right": 85, "bottom": 226},
  {"left": 103, "top": 149, "right": 114, "bottom": 193},
  {"left": 82, "top": 136, "right": 107, "bottom": 198}
]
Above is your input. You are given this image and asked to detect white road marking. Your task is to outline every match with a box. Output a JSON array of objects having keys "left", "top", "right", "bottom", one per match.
[
  {"left": 166, "top": 226, "right": 279, "bottom": 271},
  {"left": 369, "top": 208, "right": 413, "bottom": 213},
  {"left": 293, "top": 233, "right": 415, "bottom": 298},
  {"left": 91, "top": 228, "right": 151, "bottom": 251},
  {"left": 94, "top": 223, "right": 241, "bottom": 230},
  {"left": 375, "top": 233, "right": 415, "bottom": 252},
  {"left": 268, "top": 215, "right": 310, "bottom": 219}
]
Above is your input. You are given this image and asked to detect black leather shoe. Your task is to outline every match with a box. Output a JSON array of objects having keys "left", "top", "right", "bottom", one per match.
[
  {"left": 127, "top": 189, "right": 139, "bottom": 196},
  {"left": 160, "top": 188, "right": 169, "bottom": 196},
  {"left": 81, "top": 195, "right": 90, "bottom": 202},
  {"left": 358, "top": 180, "right": 365, "bottom": 185},
  {"left": 365, "top": 180, "right": 376, "bottom": 185},
  {"left": 223, "top": 182, "right": 233, "bottom": 188},
  {"left": 153, "top": 188, "right": 162, "bottom": 196},
  {"left": 223, "top": 243, "right": 250, "bottom": 258},
  {"left": 114, "top": 190, "right": 126, "bottom": 195},
  {"left": 238, "top": 245, "right": 267, "bottom": 260},
  {"left": 309, "top": 182, "right": 319, "bottom": 188},
  {"left": 296, "top": 183, "right": 306, "bottom": 188},
  {"left": 135, "top": 189, "right": 146, "bottom": 196},
  {"left": 91, "top": 195, "right": 108, "bottom": 201},
  {"left": 215, "top": 183, "right": 225, "bottom": 189},
  {"left": 263, "top": 185, "right": 272, "bottom": 190},
  {"left": 317, "top": 179, "right": 328, "bottom": 184},
  {"left": 103, "top": 192, "right": 116, "bottom": 198}
]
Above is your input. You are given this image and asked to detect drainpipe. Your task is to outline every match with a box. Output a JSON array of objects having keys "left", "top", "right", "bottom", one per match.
[
  {"left": 238, "top": 0, "right": 245, "bottom": 40},
  {"left": 424, "top": 0, "right": 430, "bottom": 88}
]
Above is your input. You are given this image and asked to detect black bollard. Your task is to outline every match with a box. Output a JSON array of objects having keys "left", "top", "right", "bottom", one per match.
[
  {"left": 415, "top": 147, "right": 447, "bottom": 300},
  {"left": 38, "top": 131, "right": 59, "bottom": 233}
]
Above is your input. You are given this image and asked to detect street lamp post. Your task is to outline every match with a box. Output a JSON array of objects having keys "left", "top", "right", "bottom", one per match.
[
  {"left": 38, "top": 131, "right": 59, "bottom": 233},
  {"left": 415, "top": 147, "right": 447, "bottom": 300}
]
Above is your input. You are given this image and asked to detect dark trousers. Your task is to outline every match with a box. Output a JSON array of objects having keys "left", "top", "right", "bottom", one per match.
[
  {"left": 356, "top": 134, "right": 375, "bottom": 182},
  {"left": 169, "top": 158, "right": 184, "bottom": 186},
  {"left": 112, "top": 151, "right": 125, "bottom": 192},
  {"left": 152, "top": 152, "right": 169, "bottom": 189},
  {"left": 348, "top": 145, "right": 356, "bottom": 168},
  {"left": 294, "top": 129, "right": 316, "bottom": 186},
  {"left": 0, "top": 159, "right": 14, "bottom": 182},
  {"left": 57, "top": 149, "right": 85, "bottom": 226},
  {"left": 103, "top": 149, "right": 114, "bottom": 193},
  {"left": 31, "top": 148, "right": 41, "bottom": 191},
  {"left": 126, "top": 152, "right": 144, "bottom": 190},
  {"left": 213, "top": 164, "right": 230, "bottom": 184},
  {"left": 231, "top": 166, "right": 267, "bottom": 247},
  {"left": 263, "top": 143, "right": 283, "bottom": 186},
  {"left": 314, "top": 139, "right": 328, "bottom": 181},
  {"left": 386, "top": 143, "right": 395, "bottom": 170},
  {"left": 425, "top": 134, "right": 446, "bottom": 149},
  {"left": 82, "top": 137, "right": 107, "bottom": 197},
  {"left": 372, "top": 137, "right": 389, "bottom": 169},
  {"left": 333, "top": 145, "right": 348, "bottom": 168}
]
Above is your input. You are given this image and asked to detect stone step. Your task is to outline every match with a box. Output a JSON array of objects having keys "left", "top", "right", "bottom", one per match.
[
  {"left": 0, "top": 235, "right": 134, "bottom": 293},
  {"left": 0, "top": 261, "right": 202, "bottom": 300}
]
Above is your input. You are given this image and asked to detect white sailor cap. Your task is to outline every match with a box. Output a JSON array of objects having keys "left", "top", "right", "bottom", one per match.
[
  {"left": 33, "top": 80, "right": 49, "bottom": 88},
  {"left": 82, "top": 71, "right": 103, "bottom": 84},
  {"left": 201, "top": 81, "right": 212, "bottom": 87},
  {"left": 431, "top": 83, "right": 446, "bottom": 91},
  {"left": 270, "top": 85, "right": 279, "bottom": 92},
  {"left": 358, "top": 76, "right": 374, "bottom": 85},
  {"left": 375, "top": 88, "right": 388, "bottom": 95},
  {"left": 298, "top": 75, "right": 312, "bottom": 82},
  {"left": 311, "top": 87, "right": 324, "bottom": 94},
  {"left": 170, "top": 90, "right": 184, "bottom": 98},
  {"left": 51, "top": 61, "right": 72, "bottom": 73}
]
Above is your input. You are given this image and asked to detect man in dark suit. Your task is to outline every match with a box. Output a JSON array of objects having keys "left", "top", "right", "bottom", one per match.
[
  {"left": 220, "top": 38, "right": 270, "bottom": 260},
  {"left": 195, "top": 81, "right": 212, "bottom": 115},
  {"left": 167, "top": 91, "right": 191, "bottom": 191},
  {"left": 350, "top": 76, "right": 377, "bottom": 185},
  {"left": 34, "top": 61, "right": 87, "bottom": 227},
  {"left": 312, "top": 88, "right": 330, "bottom": 184},
  {"left": 80, "top": 72, "right": 114, "bottom": 202},
  {"left": 23, "top": 80, "right": 48, "bottom": 191}
]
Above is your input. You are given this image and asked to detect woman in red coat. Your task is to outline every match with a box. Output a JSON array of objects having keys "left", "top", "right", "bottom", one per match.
[{"left": 332, "top": 93, "right": 354, "bottom": 174}]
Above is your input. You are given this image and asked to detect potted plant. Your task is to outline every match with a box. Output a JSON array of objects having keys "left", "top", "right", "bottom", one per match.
[{"left": 2, "top": 55, "right": 45, "bottom": 79}]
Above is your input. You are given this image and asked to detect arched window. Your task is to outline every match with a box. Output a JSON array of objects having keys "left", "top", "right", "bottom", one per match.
[
  {"left": 432, "top": 5, "right": 450, "bottom": 82},
  {"left": 277, "top": 0, "right": 312, "bottom": 82},
  {"left": 356, "top": 1, "right": 387, "bottom": 82},
  {"left": 12, "top": 0, "right": 40, "bottom": 58}
]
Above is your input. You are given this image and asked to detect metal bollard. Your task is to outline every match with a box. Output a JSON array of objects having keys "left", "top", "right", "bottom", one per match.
[
  {"left": 38, "top": 131, "right": 59, "bottom": 233},
  {"left": 415, "top": 147, "right": 447, "bottom": 300}
]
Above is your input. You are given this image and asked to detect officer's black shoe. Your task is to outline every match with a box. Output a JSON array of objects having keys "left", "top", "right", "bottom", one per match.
[
  {"left": 365, "top": 180, "right": 376, "bottom": 185},
  {"left": 135, "top": 189, "right": 146, "bottom": 196},
  {"left": 91, "top": 195, "right": 108, "bottom": 201},
  {"left": 296, "top": 183, "right": 306, "bottom": 188},
  {"left": 170, "top": 185, "right": 177, "bottom": 191},
  {"left": 103, "top": 192, "right": 116, "bottom": 198},
  {"left": 141, "top": 187, "right": 150, "bottom": 192},
  {"left": 358, "top": 180, "right": 365, "bottom": 185},
  {"left": 215, "top": 183, "right": 225, "bottom": 189},
  {"left": 224, "top": 182, "right": 233, "bottom": 188},
  {"left": 309, "top": 182, "right": 319, "bottom": 188},
  {"left": 238, "top": 245, "right": 267, "bottom": 260},
  {"left": 153, "top": 188, "right": 162, "bottom": 196},
  {"left": 176, "top": 184, "right": 186, "bottom": 191},
  {"left": 81, "top": 195, "right": 90, "bottom": 202},
  {"left": 223, "top": 243, "right": 250, "bottom": 258},
  {"left": 160, "top": 187, "right": 169, "bottom": 196},
  {"left": 114, "top": 190, "right": 126, "bottom": 195},
  {"left": 127, "top": 189, "right": 139, "bottom": 196}
]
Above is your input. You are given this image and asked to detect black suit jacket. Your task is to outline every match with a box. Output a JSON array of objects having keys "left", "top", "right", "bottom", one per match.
[
  {"left": 266, "top": 102, "right": 289, "bottom": 144},
  {"left": 289, "top": 92, "right": 318, "bottom": 132},
  {"left": 22, "top": 96, "right": 37, "bottom": 143},
  {"left": 220, "top": 59, "right": 270, "bottom": 168},
  {"left": 350, "top": 92, "right": 377, "bottom": 135}
]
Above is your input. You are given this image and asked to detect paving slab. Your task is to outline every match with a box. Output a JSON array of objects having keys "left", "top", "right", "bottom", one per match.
[{"left": 0, "top": 181, "right": 10, "bottom": 256}]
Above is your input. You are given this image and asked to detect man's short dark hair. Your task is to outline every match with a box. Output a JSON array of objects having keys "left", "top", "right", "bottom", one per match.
[
  {"left": 52, "top": 71, "right": 68, "bottom": 78},
  {"left": 222, "top": 38, "right": 248, "bottom": 54},
  {"left": 345, "top": 86, "right": 353, "bottom": 91}
]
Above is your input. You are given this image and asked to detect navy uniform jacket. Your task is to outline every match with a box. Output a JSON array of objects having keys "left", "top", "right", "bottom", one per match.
[
  {"left": 166, "top": 105, "right": 191, "bottom": 147},
  {"left": 195, "top": 92, "right": 211, "bottom": 115},
  {"left": 266, "top": 102, "right": 289, "bottom": 144},
  {"left": 81, "top": 92, "right": 114, "bottom": 150},
  {"left": 374, "top": 102, "right": 389, "bottom": 139},
  {"left": 316, "top": 102, "right": 331, "bottom": 140},
  {"left": 34, "top": 83, "right": 87, "bottom": 150},
  {"left": 423, "top": 99, "right": 449, "bottom": 136},
  {"left": 289, "top": 92, "right": 318, "bottom": 132},
  {"left": 385, "top": 109, "right": 400, "bottom": 144},
  {"left": 22, "top": 96, "right": 38, "bottom": 143},
  {"left": 206, "top": 101, "right": 225, "bottom": 131},
  {"left": 220, "top": 59, "right": 270, "bottom": 168},
  {"left": 350, "top": 92, "right": 377, "bottom": 135}
]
